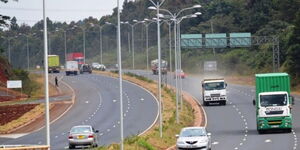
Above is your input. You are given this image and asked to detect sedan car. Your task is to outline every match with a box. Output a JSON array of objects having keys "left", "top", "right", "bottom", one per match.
[
  {"left": 174, "top": 69, "right": 186, "bottom": 79},
  {"left": 68, "top": 125, "right": 99, "bottom": 149},
  {"left": 176, "top": 127, "right": 211, "bottom": 150}
]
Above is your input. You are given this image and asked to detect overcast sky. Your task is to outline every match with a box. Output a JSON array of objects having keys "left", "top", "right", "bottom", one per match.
[{"left": 0, "top": 0, "right": 126, "bottom": 26}]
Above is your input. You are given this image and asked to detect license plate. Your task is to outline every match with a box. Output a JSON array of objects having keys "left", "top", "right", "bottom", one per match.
[
  {"left": 78, "top": 135, "right": 85, "bottom": 139},
  {"left": 271, "top": 125, "right": 279, "bottom": 128},
  {"left": 187, "top": 145, "right": 195, "bottom": 148}
]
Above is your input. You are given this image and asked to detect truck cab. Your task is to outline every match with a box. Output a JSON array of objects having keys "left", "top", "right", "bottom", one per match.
[{"left": 201, "top": 79, "right": 227, "bottom": 106}]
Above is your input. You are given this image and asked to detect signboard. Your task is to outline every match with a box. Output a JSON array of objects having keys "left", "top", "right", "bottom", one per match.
[
  {"left": 205, "top": 33, "right": 227, "bottom": 48},
  {"left": 7, "top": 80, "right": 22, "bottom": 88},
  {"left": 204, "top": 61, "right": 217, "bottom": 71},
  {"left": 181, "top": 34, "right": 202, "bottom": 48},
  {"left": 230, "top": 33, "right": 251, "bottom": 47}
]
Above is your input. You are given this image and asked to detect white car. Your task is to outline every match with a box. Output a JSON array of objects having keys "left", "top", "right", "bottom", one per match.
[{"left": 176, "top": 127, "right": 212, "bottom": 150}]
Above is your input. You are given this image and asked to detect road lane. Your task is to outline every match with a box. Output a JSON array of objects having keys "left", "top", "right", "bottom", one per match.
[
  {"left": 0, "top": 73, "right": 158, "bottom": 149},
  {"left": 130, "top": 70, "right": 299, "bottom": 150}
]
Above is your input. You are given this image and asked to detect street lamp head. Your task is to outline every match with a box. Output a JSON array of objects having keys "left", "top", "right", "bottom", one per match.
[
  {"left": 148, "top": 6, "right": 157, "bottom": 10},
  {"left": 144, "top": 18, "right": 150, "bottom": 21},
  {"left": 193, "top": 4, "right": 202, "bottom": 8},
  {"left": 133, "top": 19, "right": 138, "bottom": 22},
  {"left": 105, "top": 22, "right": 112, "bottom": 25},
  {"left": 190, "top": 14, "right": 197, "bottom": 18},
  {"left": 195, "top": 12, "right": 202, "bottom": 16}
]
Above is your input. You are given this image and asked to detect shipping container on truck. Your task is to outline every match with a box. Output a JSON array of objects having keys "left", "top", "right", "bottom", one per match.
[
  {"left": 67, "top": 52, "right": 84, "bottom": 65},
  {"left": 253, "top": 73, "right": 294, "bottom": 134},
  {"left": 48, "top": 55, "right": 60, "bottom": 73}
]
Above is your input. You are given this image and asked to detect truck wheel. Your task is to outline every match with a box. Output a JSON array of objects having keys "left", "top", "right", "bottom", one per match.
[
  {"left": 285, "top": 128, "right": 292, "bottom": 133},
  {"left": 66, "top": 72, "right": 69, "bottom": 76},
  {"left": 258, "top": 130, "right": 265, "bottom": 134},
  {"left": 69, "top": 144, "right": 75, "bottom": 149},
  {"left": 222, "top": 101, "right": 226, "bottom": 105},
  {"left": 203, "top": 101, "right": 209, "bottom": 106}
]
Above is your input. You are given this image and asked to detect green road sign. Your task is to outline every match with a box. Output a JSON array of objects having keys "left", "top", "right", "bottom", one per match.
[
  {"left": 181, "top": 34, "right": 202, "bottom": 48},
  {"left": 230, "top": 33, "right": 251, "bottom": 47},
  {"left": 205, "top": 33, "right": 227, "bottom": 48}
]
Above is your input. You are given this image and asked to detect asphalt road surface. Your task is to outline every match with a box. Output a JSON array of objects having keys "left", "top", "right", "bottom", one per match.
[
  {"left": 0, "top": 73, "right": 159, "bottom": 149},
  {"left": 129, "top": 70, "right": 300, "bottom": 150}
]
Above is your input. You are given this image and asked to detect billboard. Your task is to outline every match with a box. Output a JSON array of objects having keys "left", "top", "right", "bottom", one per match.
[{"left": 7, "top": 80, "right": 22, "bottom": 89}]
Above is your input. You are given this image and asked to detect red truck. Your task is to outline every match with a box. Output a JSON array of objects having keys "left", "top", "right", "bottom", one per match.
[{"left": 67, "top": 52, "right": 84, "bottom": 65}]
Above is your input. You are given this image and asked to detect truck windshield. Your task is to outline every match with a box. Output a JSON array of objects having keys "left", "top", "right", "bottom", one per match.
[
  {"left": 260, "top": 94, "right": 287, "bottom": 107},
  {"left": 204, "top": 82, "right": 225, "bottom": 90}
]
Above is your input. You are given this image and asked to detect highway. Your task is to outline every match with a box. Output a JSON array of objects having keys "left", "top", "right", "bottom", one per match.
[
  {"left": 0, "top": 73, "right": 159, "bottom": 149},
  {"left": 129, "top": 70, "right": 299, "bottom": 150}
]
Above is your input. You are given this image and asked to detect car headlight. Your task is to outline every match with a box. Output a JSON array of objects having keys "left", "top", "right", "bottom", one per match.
[{"left": 177, "top": 141, "right": 185, "bottom": 145}]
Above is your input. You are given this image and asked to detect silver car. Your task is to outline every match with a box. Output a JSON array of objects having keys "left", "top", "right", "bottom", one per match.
[
  {"left": 176, "top": 127, "right": 212, "bottom": 150},
  {"left": 68, "top": 125, "right": 99, "bottom": 149}
]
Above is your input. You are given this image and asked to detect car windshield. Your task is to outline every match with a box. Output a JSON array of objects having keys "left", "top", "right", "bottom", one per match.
[
  {"left": 260, "top": 94, "right": 288, "bottom": 107},
  {"left": 204, "top": 82, "right": 225, "bottom": 90},
  {"left": 180, "top": 128, "right": 206, "bottom": 137},
  {"left": 70, "top": 126, "right": 92, "bottom": 134}
]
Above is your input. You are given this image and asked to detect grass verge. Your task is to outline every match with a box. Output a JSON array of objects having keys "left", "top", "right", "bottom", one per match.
[{"left": 95, "top": 71, "right": 195, "bottom": 150}]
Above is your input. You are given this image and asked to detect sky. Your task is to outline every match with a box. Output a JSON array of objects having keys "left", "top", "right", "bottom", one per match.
[{"left": 0, "top": 0, "right": 126, "bottom": 26}]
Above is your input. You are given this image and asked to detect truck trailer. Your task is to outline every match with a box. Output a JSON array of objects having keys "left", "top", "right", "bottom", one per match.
[
  {"left": 67, "top": 52, "right": 84, "bottom": 65},
  {"left": 253, "top": 73, "right": 294, "bottom": 134},
  {"left": 48, "top": 55, "right": 60, "bottom": 73},
  {"left": 65, "top": 61, "right": 79, "bottom": 76}
]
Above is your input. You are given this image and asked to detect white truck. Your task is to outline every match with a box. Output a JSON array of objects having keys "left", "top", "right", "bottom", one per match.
[
  {"left": 151, "top": 59, "right": 168, "bottom": 75},
  {"left": 201, "top": 78, "right": 227, "bottom": 106},
  {"left": 65, "top": 61, "right": 79, "bottom": 76}
]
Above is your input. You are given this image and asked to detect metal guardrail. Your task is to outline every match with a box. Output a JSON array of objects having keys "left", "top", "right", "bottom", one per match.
[{"left": 0, "top": 145, "right": 49, "bottom": 150}]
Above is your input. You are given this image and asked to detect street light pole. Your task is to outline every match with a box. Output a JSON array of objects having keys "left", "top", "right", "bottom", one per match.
[
  {"left": 26, "top": 36, "right": 29, "bottom": 71},
  {"left": 64, "top": 31, "right": 67, "bottom": 63},
  {"left": 131, "top": 25, "right": 134, "bottom": 69},
  {"left": 149, "top": 0, "right": 166, "bottom": 138},
  {"left": 83, "top": 29, "right": 86, "bottom": 64},
  {"left": 8, "top": 38, "right": 11, "bottom": 63},
  {"left": 100, "top": 26, "right": 103, "bottom": 64},
  {"left": 42, "top": 0, "right": 50, "bottom": 147},
  {"left": 117, "top": 0, "right": 124, "bottom": 150}
]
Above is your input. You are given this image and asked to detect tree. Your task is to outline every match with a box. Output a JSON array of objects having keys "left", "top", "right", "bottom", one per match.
[
  {"left": 284, "top": 11, "right": 300, "bottom": 81},
  {"left": 0, "top": 0, "right": 10, "bottom": 27}
]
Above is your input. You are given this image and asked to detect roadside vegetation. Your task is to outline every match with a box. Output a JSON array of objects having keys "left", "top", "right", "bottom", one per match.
[{"left": 95, "top": 71, "right": 195, "bottom": 150}]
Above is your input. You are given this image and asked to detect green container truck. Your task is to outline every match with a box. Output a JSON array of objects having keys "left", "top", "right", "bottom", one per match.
[
  {"left": 253, "top": 73, "right": 294, "bottom": 134},
  {"left": 48, "top": 55, "right": 60, "bottom": 73}
]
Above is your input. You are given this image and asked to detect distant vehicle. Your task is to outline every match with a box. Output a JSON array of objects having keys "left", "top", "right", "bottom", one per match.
[
  {"left": 151, "top": 59, "right": 168, "bottom": 75},
  {"left": 65, "top": 61, "right": 79, "bottom": 76},
  {"left": 202, "top": 78, "right": 227, "bottom": 106},
  {"left": 176, "top": 127, "right": 212, "bottom": 150},
  {"left": 68, "top": 125, "right": 99, "bottom": 149},
  {"left": 253, "top": 73, "right": 293, "bottom": 134},
  {"left": 80, "top": 64, "right": 92, "bottom": 74},
  {"left": 174, "top": 69, "right": 186, "bottom": 79},
  {"left": 204, "top": 61, "right": 217, "bottom": 72},
  {"left": 48, "top": 55, "right": 60, "bottom": 73},
  {"left": 91, "top": 62, "right": 100, "bottom": 69},
  {"left": 91, "top": 63, "right": 106, "bottom": 71},
  {"left": 99, "top": 64, "right": 106, "bottom": 71},
  {"left": 67, "top": 52, "right": 84, "bottom": 65}
]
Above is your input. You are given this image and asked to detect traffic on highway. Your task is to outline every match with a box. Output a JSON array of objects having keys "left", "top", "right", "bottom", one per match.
[{"left": 1, "top": 0, "right": 300, "bottom": 150}]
